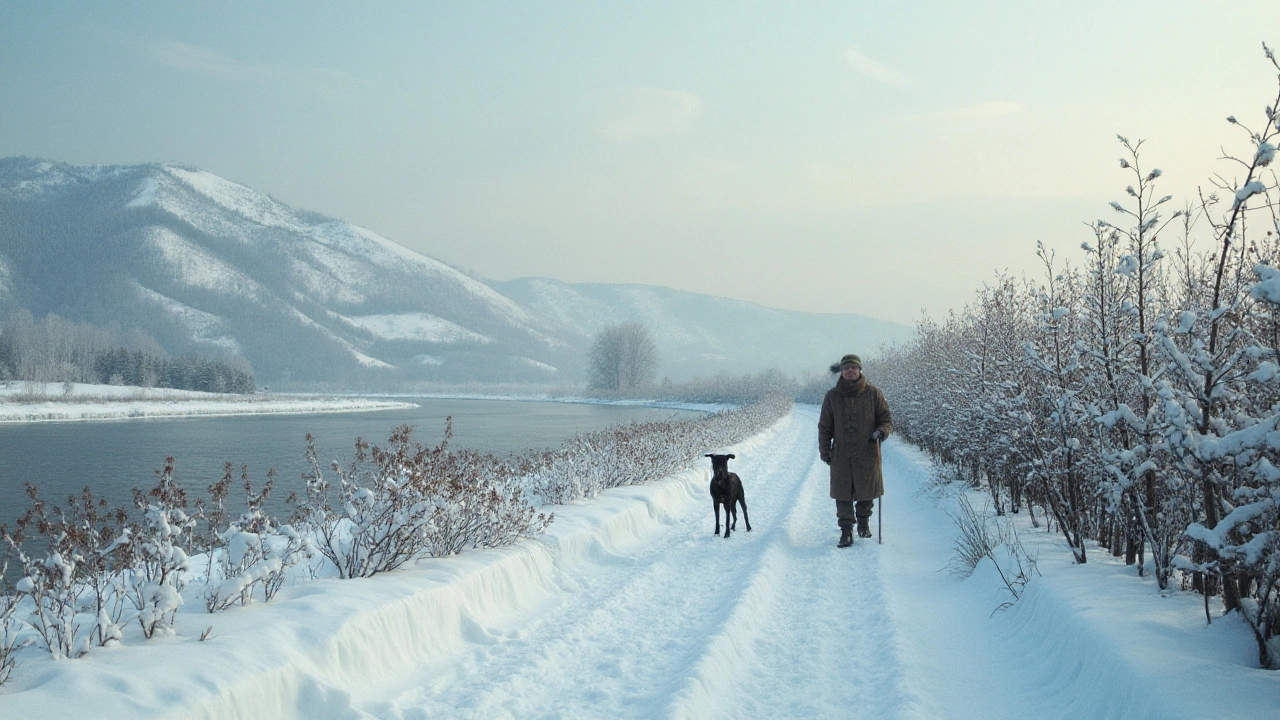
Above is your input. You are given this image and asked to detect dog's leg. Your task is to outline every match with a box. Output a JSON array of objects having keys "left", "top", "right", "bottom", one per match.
[
  {"left": 713, "top": 500, "right": 721, "bottom": 536},
  {"left": 725, "top": 502, "right": 734, "bottom": 537},
  {"left": 739, "top": 494, "right": 751, "bottom": 532}
]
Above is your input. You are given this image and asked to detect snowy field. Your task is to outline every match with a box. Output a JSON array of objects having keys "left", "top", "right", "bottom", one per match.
[
  {"left": 0, "top": 383, "right": 417, "bottom": 423},
  {"left": 1, "top": 405, "right": 1277, "bottom": 718}
]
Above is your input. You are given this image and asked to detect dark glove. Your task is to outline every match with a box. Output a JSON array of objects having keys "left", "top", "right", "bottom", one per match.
[
  {"left": 869, "top": 430, "right": 885, "bottom": 443},
  {"left": 820, "top": 454, "right": 831, "bottom": 465}
]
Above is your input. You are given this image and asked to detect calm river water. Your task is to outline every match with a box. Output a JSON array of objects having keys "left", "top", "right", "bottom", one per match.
[{"left": 0, "top": 397, "right": 703, "bottom": 536}]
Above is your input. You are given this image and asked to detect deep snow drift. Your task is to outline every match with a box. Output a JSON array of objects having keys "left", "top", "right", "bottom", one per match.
[{"left": 0, "top": 406, "right": 1276, "bottom": 718}]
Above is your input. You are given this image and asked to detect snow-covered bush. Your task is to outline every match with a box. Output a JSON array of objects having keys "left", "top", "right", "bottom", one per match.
[
  {"left": 294, "top": 422, "right": 551, "bottom": 578},
  {"left": 203, "top": 466, "right": 313, "bottom": 612},
  {"left": 53, "top": 487, "right": 132, "bottom": 649},
  {"left": 0, "top": 483, "right": 136, "bottom": 673},
  {"left": 0, "top": 532, "right": 22, "bottom": 684},
  {"left": 1078, "top": 156, "right": 1187, "bottom": 587},
  {"left": 3, "top": 486, "right": 92, "bottom": 659},
  {"left": 9, "top": 543, "right": 87, "bottom": 659},
  {"left": 1017, "top": 244, "right": 1092, "bottom": 563},
  {"left": 0, "top": 563, "right": 20, "bottom": 684},
  {"left": 124, "top": 458, "right": 195, "bottom": 638}
]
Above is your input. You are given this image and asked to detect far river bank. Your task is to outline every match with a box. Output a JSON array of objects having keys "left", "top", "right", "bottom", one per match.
[{"left": 0, "top": 382, "right": 417, "bottom": 424}]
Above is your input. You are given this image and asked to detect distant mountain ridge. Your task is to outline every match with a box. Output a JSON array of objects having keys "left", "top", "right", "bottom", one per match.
[
  {"left": 0, "top": 157, "right": 911, "bottom": 387},
  {"left": 489, "top": 277, "right": 912, "bottom": 380}
]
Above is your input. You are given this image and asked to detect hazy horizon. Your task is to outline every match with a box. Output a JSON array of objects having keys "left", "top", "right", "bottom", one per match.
[{"left": 3, "top": 2, "right": 1278, "bottom": 325}]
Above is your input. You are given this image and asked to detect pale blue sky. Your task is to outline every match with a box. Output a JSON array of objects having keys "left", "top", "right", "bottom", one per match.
[{"left": 3, "top": 2, "right": 1277, "bottom": 324}]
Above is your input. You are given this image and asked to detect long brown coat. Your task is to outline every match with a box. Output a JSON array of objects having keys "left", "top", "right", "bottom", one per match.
[{"left": 818, "top": 376, "right": 893, "bottom": 501}]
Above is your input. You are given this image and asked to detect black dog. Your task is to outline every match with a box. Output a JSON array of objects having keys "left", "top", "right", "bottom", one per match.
[{"left": 706, "top": 453, "right": 750, "bottom": 538}]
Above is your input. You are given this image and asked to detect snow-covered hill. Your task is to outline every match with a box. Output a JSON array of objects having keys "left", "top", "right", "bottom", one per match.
[
  {"left": 0, "top": 158, "right": 571, "bottom": 385},
  {"left": 0, "top": 158, "right": 911, "bottom": 386}
]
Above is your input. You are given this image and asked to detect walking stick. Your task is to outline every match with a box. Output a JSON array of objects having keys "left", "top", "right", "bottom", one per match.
[{"left": 876, "top": 436, "right": 883, "bottom": 545}]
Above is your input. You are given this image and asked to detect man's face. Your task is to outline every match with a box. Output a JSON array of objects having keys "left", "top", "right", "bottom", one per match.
[{"left": 841, "top": 364, "right": 862, "bottom": 381}]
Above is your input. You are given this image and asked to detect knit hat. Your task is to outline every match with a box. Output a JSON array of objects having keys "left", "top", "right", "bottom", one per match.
[{"left": 829, "top": 354, "right": 863, "bottom": 373}]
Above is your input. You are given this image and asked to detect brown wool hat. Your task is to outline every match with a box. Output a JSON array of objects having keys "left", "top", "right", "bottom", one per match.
[{"left": 839, "top": 354, "right": 862, "bottom": 369}]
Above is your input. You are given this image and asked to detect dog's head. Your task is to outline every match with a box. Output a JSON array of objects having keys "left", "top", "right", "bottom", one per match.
[{"left": 705, "top": 453, "right": 735, "bottom": 474}]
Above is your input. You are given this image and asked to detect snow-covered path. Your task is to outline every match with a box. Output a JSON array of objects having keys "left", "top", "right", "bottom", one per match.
[
  {"left": 5, "top": 406, "right": 1276, "bottom": 719},
  {"left": 336, "top": 406, "right": 1277, "bottom": 720},
  {"left": 357, "top": 406, "right": 907, "bottom": 719}
]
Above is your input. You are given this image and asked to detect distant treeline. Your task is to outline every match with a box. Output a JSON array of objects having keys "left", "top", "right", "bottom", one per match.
[
  {"left": 0, "top": 309, "right": 254, "bottom": 393},
  {"left": 92, "top": 348, "right": 255, "bottom": 394}
]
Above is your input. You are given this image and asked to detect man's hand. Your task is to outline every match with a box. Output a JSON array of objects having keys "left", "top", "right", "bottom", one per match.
[
  {"left": 820, "top": 454, "right": 831, "bottom": 465},
  {"left": 869, "top": 430, "right": 885, "bottom": 443}
]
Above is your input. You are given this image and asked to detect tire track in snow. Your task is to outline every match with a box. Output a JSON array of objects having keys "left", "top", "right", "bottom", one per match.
[{"left": 361, "top": 412, "right": 820, "bottom": 719}]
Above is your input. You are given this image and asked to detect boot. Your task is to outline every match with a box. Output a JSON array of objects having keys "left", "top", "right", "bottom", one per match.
[
  {"left": 857, "top": 516, "right": 872, "bottom": 539},
  {"left": 837, "top": 525, "right": 854, "bottom": 548}
]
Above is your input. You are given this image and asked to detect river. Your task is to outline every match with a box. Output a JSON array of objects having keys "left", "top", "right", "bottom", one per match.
[{"left": 0, "top": 397, "right": 704, "bottom": 540}]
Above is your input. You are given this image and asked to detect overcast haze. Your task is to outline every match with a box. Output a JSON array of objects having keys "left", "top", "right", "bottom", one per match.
[{"left": 3, "top": 2, "right": 1278, "bottom": 325}]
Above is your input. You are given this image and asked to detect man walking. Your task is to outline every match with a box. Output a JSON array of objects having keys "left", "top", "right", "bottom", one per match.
[{"left": 818, "top": 354, "right": 893, "bottom": 548}]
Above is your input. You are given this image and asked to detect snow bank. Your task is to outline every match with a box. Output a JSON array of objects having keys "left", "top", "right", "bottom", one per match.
[
  {"left": 880, "top": 439, "right": 1280, "bottom": 720},
  {"left": 0, "top": 383, "right": 415, "bottom": 423}
]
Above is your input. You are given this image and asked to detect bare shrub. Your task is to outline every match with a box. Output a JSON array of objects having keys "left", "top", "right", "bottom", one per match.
[
  {"left": 5, "top": 485, "right": 92, "bottom": 658},
  {"left": 0, "top": 549, "right": 21, "bottom": 684},
  {"left": 124, "top": 458, "right": 195, "bottom": 638},
  {"left": 53, "top": 487, "right": 132, "bottom": 648},
  {"left": 293, "top": 421, "right": 551, "bottom": 578},
  {"left": 204, "top": 466, "right": 313, "bottom": 612},
  {"left": 948, "top": 494, "right": 1039, "bottom": 613}
]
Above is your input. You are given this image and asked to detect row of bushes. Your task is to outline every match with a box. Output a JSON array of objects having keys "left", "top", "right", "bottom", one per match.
[
  {"left": 876, "top": 46, "right": 1280, "bottom": 668},
  {"left": 524, "top": 393, "right": 793, "bottom": 504},
  {"left": 0, "top": 393, "right": 791, "bottom": 682}
]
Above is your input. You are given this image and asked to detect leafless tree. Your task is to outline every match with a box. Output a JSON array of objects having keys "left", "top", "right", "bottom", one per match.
[{"left": 587, "top": 322, "right": 658, "bottom": 391}]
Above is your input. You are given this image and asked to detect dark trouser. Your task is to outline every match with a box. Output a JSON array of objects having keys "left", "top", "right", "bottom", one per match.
[{"left": 836, "top": 499, "right": 875, "bottom": 528}]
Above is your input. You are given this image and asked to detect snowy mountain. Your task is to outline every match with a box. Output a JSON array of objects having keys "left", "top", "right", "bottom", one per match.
[
  {"left": 0, "top": 158, "right": 578, "bottom": 386},
  {"left": 0, "top": 158, "right": 911, "bottom": 386}
]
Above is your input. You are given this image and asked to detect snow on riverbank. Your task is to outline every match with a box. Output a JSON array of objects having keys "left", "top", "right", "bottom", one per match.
[
  {"left": 0, "top": 406, "right": 1276, "bottom": 718},
  {"left": 0, "top": 382, "right": 417, "bottom": 423},
  {"left": 379, "top": 390, "right": 730, "bottom": 414}
]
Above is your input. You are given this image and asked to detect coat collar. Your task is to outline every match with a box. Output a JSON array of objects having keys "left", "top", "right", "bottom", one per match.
[{"left": 835, "top": 375, "right": 866, "bottom": 396}]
